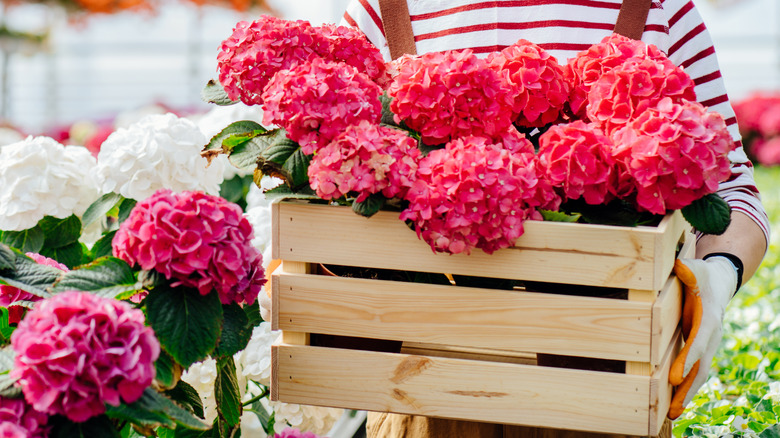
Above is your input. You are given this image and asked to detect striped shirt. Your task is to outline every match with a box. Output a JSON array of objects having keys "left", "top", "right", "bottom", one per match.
[{"left": 342, "top": 0, "right": 770, "bottom": 240}]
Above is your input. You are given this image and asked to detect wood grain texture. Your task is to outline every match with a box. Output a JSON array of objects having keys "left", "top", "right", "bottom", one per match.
[
  {"left": 275, "top": 344, "right": 652, "bottom": 436},
  {"left": 275, "top": 272, "right": 654, "bottom": 361},
  {"left": 272, "top": 202, "right": 687, "bottom": 290}
]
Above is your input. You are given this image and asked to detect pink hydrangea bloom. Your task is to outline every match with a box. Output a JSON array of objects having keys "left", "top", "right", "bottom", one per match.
[
  {"left": 0, "top": 423, "right": 25, "bottom": 438},
  {"left": 487, "top": 40, "right": 569, "bottom": 127},
  {"left": 262, "top": 58, "right": 383, "bottom": 155},
  {"left": 610, "top": 98, "right": 735, "bottom": 214},
  {"left": 217, "top": 16, "right": 326, "bottom": 105},
  {"left": 274, "top": 428, "right": 325, "bottom": 438},
  {"left": 754, "top": 137, "right": 780, "bottom": 166},
  {"left": 0, "top": 396, "right": 49, "bottom": 438},
  {"left": 733, "top": 92, "right": 780, "bottom": 135},
  {"left": 493, "top": 128, "right": 536, "bottom": 156},
  {"left": 307, "top": 121, "right": 420, "bottom": 202},
  {"left": 401, "top": 135, "right": 559, "bottom": 255},
  {"left": 0, "top": 253, "right": 68, "bottom": 325},
  {"left": 387, "top": 49, "right": 515, "bottom": 146},
  {"left": 11, "top": 291, "right": 160, "bottom": 423},
  {"left": 586, "top": 56, "right": 696, "bottom": 135},
  {"left": 537, "top": 121, "right": 617, "bottom": 205},
  {"left": 113, "top": 189, "right": 266, "bottom": 305},
  {"left": 316, "top": 24, "right": 389, "bottom": 87}
]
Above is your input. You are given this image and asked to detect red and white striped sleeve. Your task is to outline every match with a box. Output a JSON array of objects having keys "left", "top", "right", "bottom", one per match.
[
  {"left": 342, "top": 0, "right": 392, "bottom": 60},
  {"left": 661, "top": 0, "right": 769, "bottom": 242}
]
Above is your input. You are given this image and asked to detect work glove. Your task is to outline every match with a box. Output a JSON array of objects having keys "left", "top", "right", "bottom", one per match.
[{"left": 667, "top": 256, "right": 738, "bottom": 419}]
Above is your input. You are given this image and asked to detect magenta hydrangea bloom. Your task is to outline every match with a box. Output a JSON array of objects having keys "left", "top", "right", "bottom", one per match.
[
  {"left": 401, "top": 135, "right": 559, "bottom": 255},
  {"left": 0, "top": 253, "right": 68, "bottom": 325},
  {"left": 113, "top": 189, "right": 266, "bottom": 305},
  {"left": 217, "top": 16, "right": 326, "bottom": 106},
  {"left": 0, "top": 423, "right": 26, "bottom": 438},
  {"left": 274, "top": 428, "right": 325, "bottom": 438},
  {"left": 610, "top": 98, "right": 735, "bottom": 214},
  {"left": 564, "top": 33, "right": 676, "bottom": 120},
  {"left": 387, "top": 49, "right": 515, "bottom": 146},
  {"left": 0, "top": 396, "right": 49, "bottom": 438},
  {"left": 308, "top": 121, "right": 420, "bottom": 202},
  {"left": 487, "top": 39, "right": 569, "bottom": 128},
  {"left": 11, "top": 291, "right": 160, "bottom": 423},
  {"left": 316, "top": 24, "right": 389, "bottom": 87},
  {"left": 537, "top": 121, "right": 617, "bottom": 205},
  {"left": 262, "top": 58, "right": 383, "bottom": 155}
]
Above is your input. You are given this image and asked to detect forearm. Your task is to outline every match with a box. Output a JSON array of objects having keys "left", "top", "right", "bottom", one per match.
[{"left": 695, "top": 211, "right": 767, "bottom": 283}]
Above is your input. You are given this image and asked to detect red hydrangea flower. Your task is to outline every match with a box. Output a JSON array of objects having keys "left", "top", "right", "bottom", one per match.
[
  {"left": 733, "top": 92, "right": 780, "bottom": 136},
  {"left": 0, "top": 396, "right": 49, "bottom": 438},
  {"left": 537, "top": 121, "right": 617, "bottom": 205},
  {"left": 610, "top": 98, "right": 735, "bottom": 214},
  {"left": 586, "top": 56, "right": 696, "bottom": 134},
  {"left": 274, "top": 428, "right": 325, "bottom": 438},
  {"left": 401, "top": 135, "right": 559, "bottom": 255},
  {"left": 565, "top": 33, "right": 680, "bottom": 120},
  {"left": 217, "top": 16, "right": 326, "bottom": 105},
  {"left": 11, "top": 291, "right": 160, "bottom": 423},
  {"left": 0, "top": 253, "right": 68, "bottom": 325},
  {"left": 316, "top": 24, "right": 390, "bottom": 87},
  {"left": 113, "top": 189, "right": 266, "bottom": 305},
  {"left": 0, "top": 423, "right": 25, "bottom": 438},
  {"left": 307, "top": 121, "right": 420, "bottom": 202},
  {"left": 487, "top": 40, "right": 569, "bottom": 127},
  {"left": 262, "top": 58, "right": 383, "bottom": 155},
  {"left": 387, "top": 49, "right": 516, "bottom": 146},
  {"left": 754, "top": 137, "right": 780, "bottom": 166},
  {"left": 493, "top": 128, "right": 536, "bottom": 156}
]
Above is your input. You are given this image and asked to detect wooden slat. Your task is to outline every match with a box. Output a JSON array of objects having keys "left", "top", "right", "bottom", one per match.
[
  {"left": 401, "top": 342, "right": 537, "bottom": 365},
  {"left": 654, "top": 212, "right": 690, "bottom": 291},
  {"left": 650, "top": 276, "right": 683, "bottom": 367},
  {"left": 274, "top": 272, "right": 654, "bottom": 361},
  {"left": 272, "top": 344, "right": 652, "bottom": 436},
  {"left": 649, "top": 328, "right": 682, "bottom": 436},
  {"left": 272, "top": 202, "right": 684, "bottom": 290}
]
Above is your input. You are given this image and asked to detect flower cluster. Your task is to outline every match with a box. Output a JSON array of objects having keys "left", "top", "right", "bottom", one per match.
[
  {"left": 0, "top": 396, "right": 49, "bottom": 438},
  {"left": 611, "top": 98, "right": 734, "bottom": 214},
  {"left": 11, "top": 291, "right": 159, "bottom": 423},
  {"left": 262, "top": 58, "right": 383, "bottom": 155},
  {"left": 487, "top": 40, "right": 569, "bottom": 127},
  {"left": 94, "top": 113, "right": 224, "bottom": 201},
  {"left": 733, "top": 92, "right": 780, "bottom": 165},
  {"left": 113, "top": 189, "right": 266, "bottom": 305},
  {"left": 0, "top": 136, "right": 99, "bottom": 232},
  {"left": 0, "top": 253, "right": 69, "bottom": 324},
  {"left": 537, "top": 121, "right": 617, "bottom": 205},
  {"left": 307, "top": 121, "right": 420, "bottom": 202},
  {"left": 318, "top": 24, "right": 390, "bottom": 87},
  {"left": 401, "top": 135, "right": 558, "bottom": 255},
  {"left": 387, "top": 50, "right": 515, "bottom": 145}
]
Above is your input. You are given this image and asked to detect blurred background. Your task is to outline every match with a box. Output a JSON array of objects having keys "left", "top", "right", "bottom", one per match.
[{"left": 0, "top": 0, "right": 776, "bottom": 139}]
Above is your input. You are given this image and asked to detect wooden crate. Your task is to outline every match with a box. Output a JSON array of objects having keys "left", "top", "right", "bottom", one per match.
[{"left": 270, "top": 200, "right": 692, "bottom": 436}]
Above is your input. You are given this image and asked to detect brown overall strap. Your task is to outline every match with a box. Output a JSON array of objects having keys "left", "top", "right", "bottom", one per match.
[
  {"left": 378, "top": 0, "right": 417, "bottom": 60},
  {"left": 614, "top": 0, "right": 653, "bottom": 40}
]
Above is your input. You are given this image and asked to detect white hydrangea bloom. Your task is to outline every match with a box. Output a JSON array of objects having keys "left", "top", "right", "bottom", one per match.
[
  {"left": 0, "top": 127, "right": 24, "bottom": 149},
  {"left": 261, "top": 399, "right": 342, "bottom": 436},
  {"left": 181, "top": 358, "right": 219, "bottom": 423},
  {"left": 0, "top": 136, "right": 99, "bottom": 231},
  {"left": 234, "top": 322, "right": 281, "bottom": 387},
  {"left": 194, "top": 103, "right": 266, "bottom": 180},
  {"left": 95, "top": 113, "right": 224, "bottom": 201}
]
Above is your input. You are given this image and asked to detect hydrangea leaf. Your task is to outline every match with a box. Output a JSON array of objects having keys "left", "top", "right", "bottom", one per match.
[
  {"left": 51, "top": 256, "right": 140, "bottom": 299},
  {"left": 219, "top": 175, "right": 253, "bottom": 211},
  {"left": 0, "top": 308, "right": 14, "bottom": 342},
  {"left": 201, "top": 79, "right": 239, "bottom": 107},
  {"left": 40, "top": 242, "right": 84, "bottom": 270},
  {"left": 260, "top": 136, "right": 299, "bottom": 166},
  {"left": 119, "top": 387, "right": 211, "bottom": 431},
  {"left": 244, "top": 300, "right": 262, "bottom": 327},
  {"left": 280, "top": 147, "right": 312, "bottom": 189},
  {"left": 154, "top": 350, "right": 180, "bottom": 391},
  {"left": 682, "top": 193, "right": 732, "bottom": 235},
  {"left": 164, "top": 380, "right": 205, "bottom": 420},
  {"left": 49, "top": 414, "right": 121, "bottom": 438},
  {"left": 380, "top": 93, "right": 398, "bottom": 127},
  {"left": 146, "top": 285, "right": 223, "bottom": 369},
  {"left": 352, "top": 193, "right": 386, "bottom": 218},
  {"left": 0, "top": 251, "right": 60, "bottom": 299},
  {"left": 117, "top": 198, "right": 137, "bottom": 225},
  {"left": 39, "top": 215, "right": 82, "bottom": 249},
  {"left": 81, "top": 192, "right": 123, "bottom": 231},
  {"left": 262, "top": 184, "right": 319, "bottom": 201},
  {"left": 0, "top": 226, "right": 44, "bottom": 254},
  {"left": 203, "top": 121, "right": 265, "bottom": 153},
  {"left": 213, "top": 303, "right": 252, "bottom": 359},
  {"left": 215, "top": 357, "right": 241, "bottom": 428},
  {"left": 539, "top": 209, "right": 581, "bottom": 223},
  {"left": 91, "top": 230, "right": 118, "bottom": 260},
  {"left": 106, "top": 398, "right": 176, "bottom": 430},
  {"left": 0, "top": 244, "right": 16, "bottom": 271}
]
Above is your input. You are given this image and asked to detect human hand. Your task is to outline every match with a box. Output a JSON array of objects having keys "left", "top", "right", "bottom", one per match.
[{"left": 667, "top": 257, "right": 737, "bottom": 419}]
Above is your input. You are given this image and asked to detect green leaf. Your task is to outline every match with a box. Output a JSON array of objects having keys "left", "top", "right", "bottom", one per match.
[
  {"left": 118, "top": 198, "right": 138, "bottom": 224},
  {"left": 204, "top": 121, "right": 266, "bottom": 153},
  {"left": 39, "top": 242, "right": 84, "bottom": 269},
  {"left": 91, "top": 230, "right": 118, "bottom": 259},
  {"left": 51, "top": 257, "right": 139, "bottom": 299},
  {"left": 155, "top": 350, "right": 179, "bottom": 390},
  {"left": 219, "top": 175, "right": 253, "bottom": 209},
  {"left": 214, "top": 303, "right": 252, "bottom": 358},
  {"left": 215, "top": 357, "right": 241, "bottom": 427},
  {"left": 39, "top": 215, "right": 82, "bottom": 249},
  {"left": 281, "top": 147, "right": 312, "bottom": 189},
  {"left": 119, "top": 387, "right": 211, "bottom": 431},
  {"left": 49, "top": 414, "right": 121, "bottom": 438},
  {"left": 0, "top": 252, "right": 61, "bottom": 299},
  {"left": 0, "top": 226, "right": 44, "bottom": 253},
  {"left": 201, "top": 79, "right": 239, "bottom": 106},
  {"left": 0, "top": 245, "right": 15, "bottom": 271},
  {"left": 81, "top": 193, "right": 123, "bottom": 230},
  {"left": 262, "top": 184, "right": 319, "bottom": 202},
  {"left": 352, "top": 193, "right": 386, "bottom": 218},
  {"left": 244, "top": 300, "right": 262, "bottom": 327},
  {"left": 540, "top": 209, "right": 581, "bottom": 223},
  {"left": 682, "top": 193, "right": 732, "bottom": 235},
  {"left": 0, "top": 307, "right": 15, "bottom": 342},
  {"left": 164, "top": 380, "right": 205, "bottom": 420},
  {"left": 0, "top": 347, "right": 15, "bottom": 373},
  {"left": 146, "top": 285, "right": 223, "bottom": 368},
  {"left": 380, "top": 93, "right": 398, "bottom": 127},
  {"left": 760, "top": 423, "right": 780, "bottom": 438},
  {"left": 260, "top": 136, "right": 300, "bottom": 166},
  {"left": 106, "top": 398, "right": 176, "bottom": 429}
]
